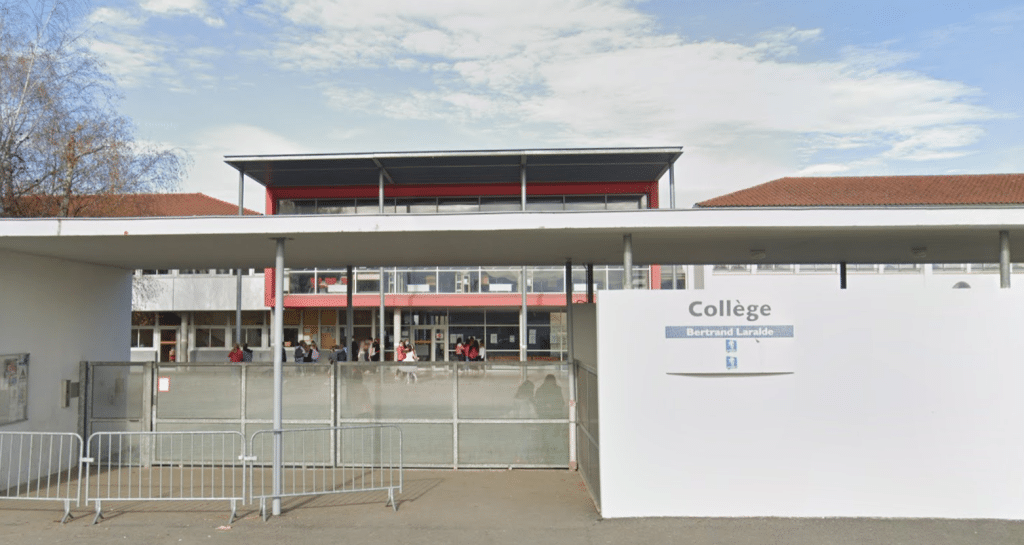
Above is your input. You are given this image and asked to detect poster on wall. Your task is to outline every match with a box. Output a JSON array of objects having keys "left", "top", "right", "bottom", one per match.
[{"left": 0, "top": 353, "right": 29, "bottom": 425}]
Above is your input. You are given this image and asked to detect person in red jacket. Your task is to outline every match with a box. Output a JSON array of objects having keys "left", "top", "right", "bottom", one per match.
[{"left": 228, "top": 344, "right": 244, "bottom": 363}]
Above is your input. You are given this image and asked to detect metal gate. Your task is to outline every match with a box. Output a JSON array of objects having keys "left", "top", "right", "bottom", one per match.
[
  {"left": 84, "top": 360, "right": 570, "bottom": 468},
  {"left": 82, "top": 362, "right": 152, "bottom": 440}
]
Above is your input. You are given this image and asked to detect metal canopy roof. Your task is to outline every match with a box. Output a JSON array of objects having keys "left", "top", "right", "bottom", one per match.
[
  {"left": 224, "top": 148, "right": 683, "bottom": 188},
  {"left": 2, "top": 207, "right": 1024, "bottom": 271}
]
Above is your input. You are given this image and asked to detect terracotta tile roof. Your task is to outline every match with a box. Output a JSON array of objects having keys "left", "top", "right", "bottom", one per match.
[
  {"left": 14, "top": 193, "right": 261, "bottom": 217},
  {"left": 695, "top": 174, "right": 1024, "bottom": 208}
]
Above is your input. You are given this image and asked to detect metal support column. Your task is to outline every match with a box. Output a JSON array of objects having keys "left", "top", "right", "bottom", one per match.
[
  {"left": 235, "top": 170, "right": 244, "bottom": 347},
  {"left": 1000, "top": 230, "right": 1011, "bottom": 289},
  {"left": 839, "top": 262, "right": 847, "bottom": 290},
  {"left": 520, "top": 266, "right": 528, "bottom": 363},
  {"left": 520, "top": 163, "right": 528, "bottom": 367},
  {"left": 586, "top": 264, "right": 594, "bottom": 303},
  {"left": 346, "top": 267, "right": 354, "bottom": 355},
  {"left": 379, "top": 170, "right": 385, "bottom": 213},
  {"left": 271, "top": 238, "right": 285, "bottom": 517},
  {"left": 623, "top": 235, "right": 633, "bottom": 290},
  {"left": 379, "top": 268, "right": 386, "bottom": 357},
  {"left": 565, "top": 260, "right": 577, "bottom": 469},
  {"left": 520, "top": 164, "right": 527, "bottom": 211},
  {"left": 378, "top": 171, "right": 388, "bottom": 354},
  {"left": 669, "top": 164, "right": 678, "bottom": 290}
]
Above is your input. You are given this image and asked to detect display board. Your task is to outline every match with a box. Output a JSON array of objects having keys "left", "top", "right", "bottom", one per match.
[{"left": 0, "top": 353, "right": 29, "bottom": 425}]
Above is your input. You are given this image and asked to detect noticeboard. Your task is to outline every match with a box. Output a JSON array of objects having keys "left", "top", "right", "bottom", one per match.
[{"left": 0, "top": 353, "right": 29, "bottom": 426}]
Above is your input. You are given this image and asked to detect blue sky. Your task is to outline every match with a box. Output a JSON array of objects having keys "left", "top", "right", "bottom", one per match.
[{"left": 83, "top": 0, "right": 1024, "bottom": 209}]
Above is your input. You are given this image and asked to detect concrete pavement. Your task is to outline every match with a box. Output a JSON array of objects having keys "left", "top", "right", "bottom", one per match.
[{"left": 1, "top": 470, "right": 1021, "bottom": 544}]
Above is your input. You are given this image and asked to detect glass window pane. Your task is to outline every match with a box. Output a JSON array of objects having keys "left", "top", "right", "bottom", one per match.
[
  {"left": 132, "top": 312, "right": 156, "bottom": 326},
  {"left": 277, "top": 200, "right": 297, "bottom": 215},
  {"left": 408, "top": 198, "right": 437, "bottom": 214},
  {"left": 438, "top": 197, "right": 480, "bottom": 213},
  {"left": 487, "top": 326, "right": 519, "bottom": 350},
  {"left": 437, "top": 271, "right": 458, "bottom": 293},
  {"left": 293, "top": 200, "right": 317, "bottom": 214},
  {"left": 480, "top": 197, "right": 520, "bottom": 212},
  {"left": 131, "top": 329, "right": 153, "bottom": 348},
  {"left": 529, "top": 270, "right": 563, "bottom": 292},
  {"left": 317, "top": 199, "right": 352, "bottom": 214},
  {"left": 606, "top": 195, "right": 642, "bottom": 210},
  {"left": 525, "top": 197, "right": 563, "bottom": 211},
  {"left": 158, "top": 312, "right": 182, "bottom": 325},
  {"left": 564, "top": 196, "right": 605, "bottom": 211},
  {"left": 607, "top": 268, "right": 623, "bottom": 289},
  {"left": 486, "top": 311, "right": 519, "bottom": 325},
  {"left": 482, "top": 268, "right": 520, "bottom": 292},
  {"left": 210, "top": 328, "right": 226, "bottom": 348},
  {"left": 356, "top": 199, "right": 380, "bottom": 214},
  {"left": 450, "top": 311, "right": 485, "bottom": 325}
]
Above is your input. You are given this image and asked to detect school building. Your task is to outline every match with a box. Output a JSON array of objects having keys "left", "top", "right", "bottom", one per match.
[{"left": 3, "top": 148, "right": 1024, "bottom": 519}]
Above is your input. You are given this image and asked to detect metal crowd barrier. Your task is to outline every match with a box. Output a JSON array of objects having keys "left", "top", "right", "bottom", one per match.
[
  {"left": 0, "top": 432, "right": 83, "bottom": 523},
  {"left": 84, "top": 431, "right": 246, "bottom": 524},
  {"left": 249, "top": 425, "right": 402, "bottom": 520}
]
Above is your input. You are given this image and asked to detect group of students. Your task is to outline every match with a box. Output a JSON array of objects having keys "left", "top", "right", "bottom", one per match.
[
  {"left": 227, "top": 343, "right": 254, "bottom": 363},
  {"left": 292, "top": 340, "right": 321, "bottom": 362},
  {"left": 454, "top": 337, "right": 485, "bottom": 361}
]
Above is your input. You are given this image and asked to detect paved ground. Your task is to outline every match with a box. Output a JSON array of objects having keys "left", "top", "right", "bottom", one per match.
[{"left": 2, "top": 470, "right": 1022, "bottom": 545}]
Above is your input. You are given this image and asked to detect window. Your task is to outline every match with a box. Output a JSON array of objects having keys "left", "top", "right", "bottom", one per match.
[
  {"left": 564, "top": 196, "right": 605, "bottom": 211},
  {"left": 525, "top": 197, "right": 563, "bottom": 211},
  {"left": 480, "top": 198, "right": 520, "bottom": 212},
  {"left": 606, "top": 195, "right": 643, "bottom": 210},
  {"left": 195, "top": 328, "right": 226, "bottom": 348},
  {"left": 355, "top": 199, "right": 379, "bottom": 214},
  {"left": 438, "top": 198, "right": 480, "bottom": 213},
  {"left": 231, "top": 328, "right": 263, "bottom": 347},
  {"left": 131, "top": 329, "right": 153, "bottom": 348}
]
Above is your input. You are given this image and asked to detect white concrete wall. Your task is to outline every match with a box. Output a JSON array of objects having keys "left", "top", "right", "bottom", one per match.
[
  {"left": 133, "top": 274, "right": 267, "bottom": 311},
  {"left": 0, "top": 250, "right": 131, "bottom": 433},
  {"left": 0, "top": 250, "right": 131, "bottom": 488},
  {"left": 597, "top": 287, "right": 1024, "bottom": 519}
]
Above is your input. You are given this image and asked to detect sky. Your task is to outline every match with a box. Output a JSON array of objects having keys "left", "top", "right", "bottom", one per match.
[{"left": 81, "top": 0, "right": 1024, "bottom": 210}]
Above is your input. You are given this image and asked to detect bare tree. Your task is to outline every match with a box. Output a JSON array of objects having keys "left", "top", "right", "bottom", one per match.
[{"left": 0, "top": 0, "right": 186, "bottom": 218}]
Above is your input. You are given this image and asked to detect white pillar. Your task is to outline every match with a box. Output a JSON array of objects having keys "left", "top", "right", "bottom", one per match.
[
  {"left": 393, "top": 309, "right": 401, "bottom": 354},
  {"left": 1000, "top": 230, "right": 1011, "bottom": 289},
  {"left": 623, "top": 234, "right": 633, "bottom": 290}
]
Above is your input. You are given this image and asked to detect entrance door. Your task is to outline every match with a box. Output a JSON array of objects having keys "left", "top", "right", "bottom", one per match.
[
  {"left": 411, "top": 326, "right": 446, "bottom": 362},
  {"left": 158, "top": 328, "right": 177, "bottom": 362}
]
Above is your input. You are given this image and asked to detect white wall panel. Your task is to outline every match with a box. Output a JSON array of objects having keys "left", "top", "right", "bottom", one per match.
[
  {"left": 0, "top": 250, "right": 131, "bottom": 433},
  {"left": 597, "top": 287, "right": 1024, "bottom": 519}
]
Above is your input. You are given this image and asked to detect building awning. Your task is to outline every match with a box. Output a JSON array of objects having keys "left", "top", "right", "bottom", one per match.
[
  {"left": 224, "top": 148, "right": 683, "bottom": 188},
  {"left": 2, "top": 207, "right": 1023, "bottom": 270}
]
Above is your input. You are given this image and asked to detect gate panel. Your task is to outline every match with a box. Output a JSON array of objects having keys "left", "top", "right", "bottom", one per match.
[{"left": 85, "top": 362, "right": 152, "bottom": 439}]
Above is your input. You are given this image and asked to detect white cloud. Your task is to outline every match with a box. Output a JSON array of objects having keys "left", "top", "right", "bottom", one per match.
[
  {"left": 257, "top": 0, "right": 999, "bottom": 187},
  {"left": 139, "top": 0, "right": 225, "bottom": 27},
  {"left": 184, "top": 125, "right": 308, "bottom": 210},
  {"left": 87, "top": 33, "right": 170, "bottom": 88},
  {"left": 87, "top": 7, "right": 144, "bottom": 28}
]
